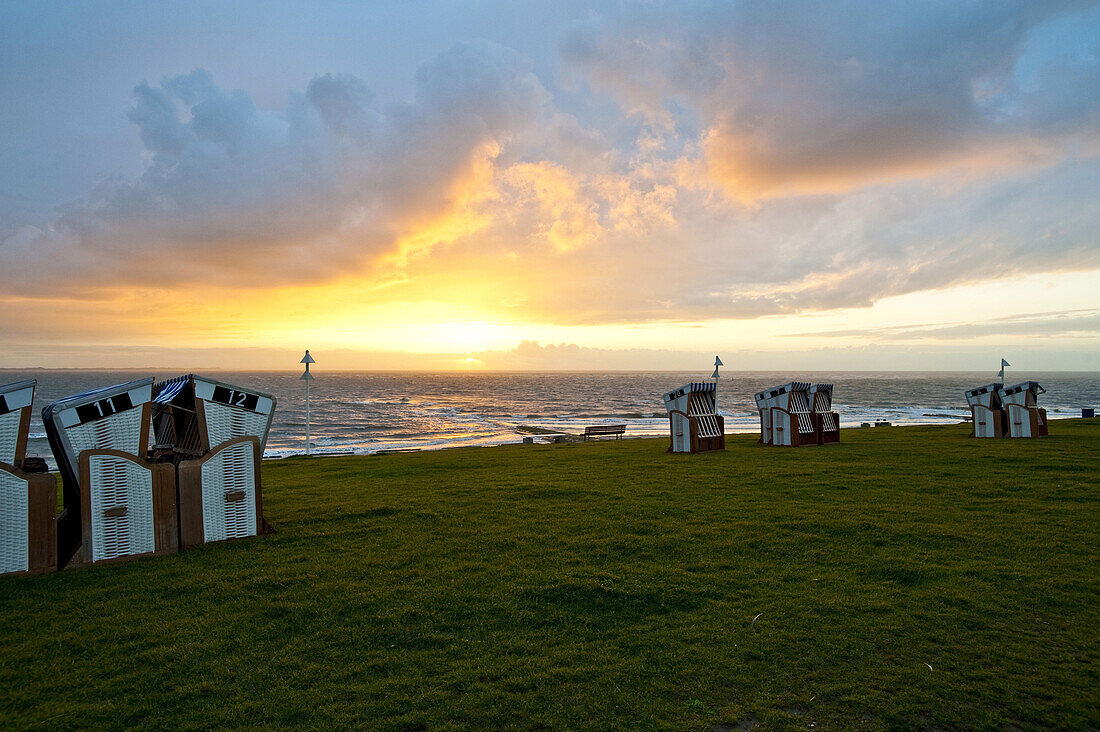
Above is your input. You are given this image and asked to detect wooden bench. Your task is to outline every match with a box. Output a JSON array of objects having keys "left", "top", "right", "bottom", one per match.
[{"left": 583, "top": 424, "right": 626, "bottom": 441}]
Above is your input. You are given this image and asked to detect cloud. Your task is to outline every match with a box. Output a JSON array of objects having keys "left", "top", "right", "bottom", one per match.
[
  {"left": 791, "top": 309, "right": 1100, "bottom": 341},
  {"left": 6, "top": 335, "right": 1097, "bottom": 372},
  {"left": 562, "top": 1, "right": 1100, "bottom": 199},
  {"left": 1, "top": 5, "right": 1098, "bottom": 337},
  {"left": 0, "top": 42, "right": 550, "bottom": 294},
  {"left": 375, "top": 152, "right": 1100, "bottom": 324},
  {"left": 498, "top": 162, "right": 603, "bottom": 252}
]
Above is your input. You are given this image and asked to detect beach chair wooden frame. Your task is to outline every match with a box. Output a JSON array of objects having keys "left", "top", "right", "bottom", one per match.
[
  {"left": 965, "top": 383, "right": 1007, "bottom": 438},
  {"left": 663, "top": 382, "right": 725, "bottom": 453},
  {"left": 998, "top": 382, "right": 1048, "bottom": 439},
  {"left": 177, "top": 436, "right": 265, "bottom": 548},
  {"left": 754, "top": 387, "right": 778, "bottom": 445},
  {"left": 152, "top": 375, "right": 275, "bottom": 546},
  {"left": 1, "top": 379, "right": 57, "bottom": 576},
  {"left": 810, "top": 383, "right": 840, "bottom": 445},
  {"left": 970, "top": 404, "right": 1006, "bottom": 438},
  {"left": 758, "top": 382, "right": 816, "bottom": 447},
  {"left": 42, "top": 378, "right": 178, "bottom": 567},
  {"left": 76, "top": 449, "right": 177, "bottom": 564}
]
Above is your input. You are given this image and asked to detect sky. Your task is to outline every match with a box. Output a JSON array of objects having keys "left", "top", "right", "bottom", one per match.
[{"left": 1, "top": 0, "right": 1098, "bottom": 372}]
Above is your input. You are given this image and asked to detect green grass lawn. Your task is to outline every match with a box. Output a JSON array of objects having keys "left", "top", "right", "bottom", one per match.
[{"left": 2, "top": 420, "right": 1098, "bottom": 730}]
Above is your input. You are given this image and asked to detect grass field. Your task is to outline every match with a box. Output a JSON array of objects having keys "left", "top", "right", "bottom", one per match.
[{"left": 2, "top": 420, "right": 1098, "bottom": 730}]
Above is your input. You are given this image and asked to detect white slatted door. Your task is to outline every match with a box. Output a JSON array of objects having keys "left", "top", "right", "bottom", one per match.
[
  {"left": 88, "top": 455, "right": 155, "bottom": 561},
  {"left": 1007, "top": 406, "right": 1031, "bottom": 438},
  {"left": 671, "top": 413, "right": 688, "bottom": 452},
  {"left": 972, "top": 406, "right": 994, "bottom": 438},
  {"left": 200, "top": 441, "right": 257, "bottom": 542},
  {"left": 0, "top": 471, "right": 29, "bottom": 573},
  {"left": 772, "top": 409, "right": 791, "bottom": 446},
  {"left": 0, "top": 410, "right": 22, "bottom": 466}
]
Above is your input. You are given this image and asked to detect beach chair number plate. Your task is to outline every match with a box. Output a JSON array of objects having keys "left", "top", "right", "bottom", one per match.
[
  {"left": 75, "top": 393, "right": 135, "bottom": 424},
  {"left": 211, "top": 386, "right": 259, "bottom": 411}
]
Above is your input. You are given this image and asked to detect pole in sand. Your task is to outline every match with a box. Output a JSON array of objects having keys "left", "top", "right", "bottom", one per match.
[
  {"left": 300, "top": 350, "right": 315, "bottom": 456},
  {"left": 999, "top": 357, "right": 1010, "bottom": 383}
]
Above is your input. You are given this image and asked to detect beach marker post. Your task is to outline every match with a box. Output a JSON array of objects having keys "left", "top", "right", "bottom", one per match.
[
  {"left": 712, "top": 356, "right": 723, "bottom": 413},
  {"left": 300, "top": 350, "right": 315, "bottom": 456},
  {"left": 999, "top": 357, "right": 1010, "bottom": 382}
]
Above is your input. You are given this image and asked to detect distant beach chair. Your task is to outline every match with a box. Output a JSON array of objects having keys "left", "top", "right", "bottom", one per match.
[
  {"left": 965, "top": 383, "right": 1006, "bottom": 438},
  {"left": 663, "top": 382, "right": 724, "bottom": 454},
  {"left": 809, "top": 383, "right": 840, "bottom": 445},
  {"left": 0, "top": 379, "right": 57, "bottom": 576},
  {"left": 998, "top": 382, "right": 1048, "bottom": 438},
  {"left": 151, "top": 375, "right": 276, "bottom": 548},
  {"left": 42, "top": 378, "right": 177, "bottom": 567},
  {"left": 755, "top": 382, "right": 815, "bottom": 447},
  {"left": 754, "top": 387, "right": 778, "bottom": 444}
]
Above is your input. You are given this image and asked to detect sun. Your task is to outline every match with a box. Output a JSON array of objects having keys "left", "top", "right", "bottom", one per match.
[{"left": 421, "top": 320, "right": 509, "bottom": 352}]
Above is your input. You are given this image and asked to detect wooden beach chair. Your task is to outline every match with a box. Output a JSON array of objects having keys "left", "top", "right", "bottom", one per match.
[
  {"left": 151, "top": 375, "right": 276, "bottom": 548},
  {"left": 758, "top": 382, "right": 816, "bottom": 447},
  {"left": 998, "top": 382, "right": 1048, "bottom": 438},
  {"left": 42, "top": 378, "right": 177, "bottom": 567},
  {"left": 810, "top": 383, "right": 840, "bottom": 445},
  {"left": 965, "top": 383, "right": 1007, "bottom": 438},
  {"left": 0, "top": 379, "right": 58, "bottom": 576},
  {"left": 663, "top": 382, "right": 725, "bottom": 454},
  {"left": 754, "top": 386, "right": 778, "bottom": 444}
]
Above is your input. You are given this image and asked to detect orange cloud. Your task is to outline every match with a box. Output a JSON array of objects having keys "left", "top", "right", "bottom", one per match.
[
  {"left": 594, "top": 175, "right": 677, "bottom": 233},
  {"left": 500, "top": 161, "right": 602, "bottom": 252},
  {"left": 700, "top": 116, "right": 1086, "bottom": 202},
  {"left": 386, "top": 140, "right": 502, "bottom": 266}
]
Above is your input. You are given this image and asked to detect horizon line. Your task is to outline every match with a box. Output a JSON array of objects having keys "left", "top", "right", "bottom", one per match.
[{"left": 2, "top": 367, "right": 1098, "bottom": 375}]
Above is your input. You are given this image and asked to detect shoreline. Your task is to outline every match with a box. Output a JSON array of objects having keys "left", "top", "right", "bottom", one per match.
[{"left": 260, "top": 413, "right": 1098, "bottom": 460}]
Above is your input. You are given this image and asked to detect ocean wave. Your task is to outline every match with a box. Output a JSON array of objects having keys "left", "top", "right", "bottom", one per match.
[{"left": 15, "top": 370, "right": 1098, "bottom": 464}]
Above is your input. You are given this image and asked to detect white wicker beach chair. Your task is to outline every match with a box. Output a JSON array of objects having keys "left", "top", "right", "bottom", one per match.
[
  {"left": 998, "top": 382, "right": 1048, "bottom": 439},
  {"left": 151, "top": 375, "right": 275, "bottom": 548},
  {"left": 754, "top": 387, "right": 778, "bottom": 445},
  {"left": 43, "top": 378, "right": 177, "bottom": 566},
  {"left": 663, "top": 382, "right": 725, "bottom": 453},
  {"left": 810, "top": 383, "right": 840, "bottom": 445},
  {"left": 965, "top": 383, "right": 1006, "bottom": 438},
  {"left": 0, "top": 379, "right": 57, "bottom": 575},
  {"left": 757, "top": 382, "right": 815, "bottom": 447}
]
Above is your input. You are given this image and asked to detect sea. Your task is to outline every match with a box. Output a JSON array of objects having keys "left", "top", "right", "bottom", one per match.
[{"left": 4, "top": 370, "right": 1097, "bottom": 462}]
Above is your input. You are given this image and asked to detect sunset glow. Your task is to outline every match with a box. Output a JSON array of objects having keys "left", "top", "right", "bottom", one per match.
[{"left": 2, "top": 2, "right": 1098, "bottom": 370}]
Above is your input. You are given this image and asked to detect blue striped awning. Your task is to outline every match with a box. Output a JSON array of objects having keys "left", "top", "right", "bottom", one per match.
[{"left": 152, "top": 374, "right": 193, "bottom": 404}]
